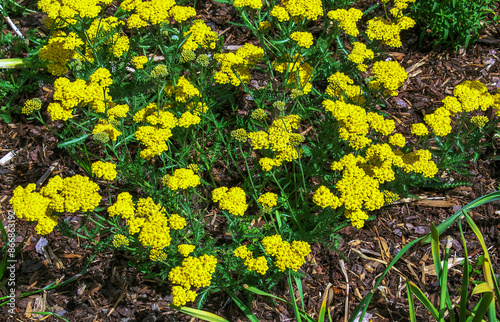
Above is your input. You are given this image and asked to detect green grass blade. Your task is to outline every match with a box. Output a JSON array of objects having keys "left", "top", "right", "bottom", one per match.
[
  {"left": 288, "top": 271, "right": 302, "bottom": 322},
  {"left": 224, "top": 288, "right": 259, "bottom": 322},
  {"left": 174, "top": 306, "right": 230, "bottom": 322},
  {"left": 439, "top": 238, "right": 451, "bottom": 322},
  {"left": 458, "top": 219, "right": 470, "bottom": 322},
  {"left": 408, "top": 281, "right": 439, "bottom": 320},
  {"left": 293, "top": 273, "right": 305, "bottom": 311},
  {"left": 243, "top": 284, "right": 289, "bottom": 303},
  {"left": 406, "top": 279, "right": 417, "bottom": 322},
  {"left": 422, "top": 191, "right": 500, "bottom": 244},
  {"left": 470, "top": 292, "right": 493, "bottom": 322},
  {"left": 431, "top": 223, "right": 442, "bottom": 279},
  {"left": 464, "top": 210, "right": 500, "bottom": 302}
]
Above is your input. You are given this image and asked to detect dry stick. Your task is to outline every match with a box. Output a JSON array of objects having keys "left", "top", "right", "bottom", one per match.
[
  {"left": 339, "top": 259, "right": 349, "bottom": 322},
  {"left": 108, "top": 282, "right": 129, "bottom": 317},
  {"left": 36, "top": 161, "right": 59, "bottom": 188},
  {"left": 0, "top": 4, "right": 25, "bottom": 39}
]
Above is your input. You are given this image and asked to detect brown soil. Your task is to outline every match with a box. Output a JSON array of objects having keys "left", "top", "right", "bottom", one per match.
[{"left": 1, "top": 1, "right": 500, "bottom": 321}]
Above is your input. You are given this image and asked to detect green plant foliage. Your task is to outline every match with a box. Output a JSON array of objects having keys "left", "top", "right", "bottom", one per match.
[{"left": 411, "top": 0, "right": 499, "bottom": 49}]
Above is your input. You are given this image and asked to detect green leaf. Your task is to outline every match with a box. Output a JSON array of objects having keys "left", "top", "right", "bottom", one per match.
[
  {"left": 407, "top": 281, "right": 439, "bottom": 320},
  {"left": 406, "top": 279, "right": 417, "bottom": 322},
  {"left": 57, "top": 134, "right": 91, "bottom": 149},
  {"left": 174, "top": 306, "right": 230, "bottom": 322},
  {"left": 224, "top": 288, "right": 259, "bottom": 322}
]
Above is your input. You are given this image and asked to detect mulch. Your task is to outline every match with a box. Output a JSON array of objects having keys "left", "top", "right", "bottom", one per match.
[{"left": 1, "top": 1, "right": 500, "bottom": 321}]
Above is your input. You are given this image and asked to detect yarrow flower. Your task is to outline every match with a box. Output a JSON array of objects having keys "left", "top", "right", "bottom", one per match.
[
  {"left": 290, "top": 32, "right": 313, "bottom": 48},
  {"left": 369, "top": 60, "right": 407, "bottom": 96},
  {"left": 22, "top": 99, "right": 42, "bottom": 114},
  {"left": 328, "top": 8, "right": 363, "bottom": 37},
  {"left": 212, "top": 187, "right": 248, "bottom": 216},
  {"left": 470, "top": 115, "right": 488, "bottom": 128},
  {"left": 169, "top": 214, "right": 187, "bottom": 230},
  {"left": 178, "top": 244, "right": 196, "bottom": 257},
  {"left": 233, "top": 0, "right": 262, "bottom": 9},
  {"left": 261, "top": 235, "right": 311, "bottom": 271},
  {"left": 112, "top": 234, "right": 129, "bottom": 248},
  {"left": 233, "top": 245, "right": 269, "bottom": 275},
  {"left": 313, "top": 186, "right": 341, "bottom": 209},
  {"left": 257, "top": 192, "right": 278, "bottom": 213},
  {"left": 162, "top": 168, "right": 200, "bottom": 190},
  {"left": 10, "top": 175, "right": 102, "bottom": 235},
  {"left": 231, "top": 128, "right": 248, "bottom": 142},
  {"left": 132, "top": 56, "right": 148, "bottom": 69},
  {"left": 168, "top": 255, "right": 217, "bottom": 306},
  {"left": 411, "top": 123, "right": 429, "bottom": 136},
  {"left": 91, "top": 161, "right": 117, "bottom": 181},
  {"left": 348, "top": 42, "right": 374, "bottom": 72}
]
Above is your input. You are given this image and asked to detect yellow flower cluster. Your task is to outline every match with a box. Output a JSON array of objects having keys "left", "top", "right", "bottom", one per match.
[
  {"left": 180, "top": 50, "right": 196, "bottom": 63},
  {"left": 383, "top": 190, "right": 400, "bottom": 204},
  {"left": 108, "top": 193, "right": 184, "bottom": 250},
  {"left": 178, "top": 244, "right": 196, "bottom": 257},
  {"left": 233, "top": 245, "right": 269, "bottom": 275},
  {"left": 80, "top": 17, "right": 129, "bottom": 61},
  {"left": 22, "top": 99, "right": 42, "bottom": 114},
  {"left": 401, "top": 149, "right": 439, "bottom": 178},
  {"left": 169, "top": 213, "right": 187, "bottom": 230},
  {"left": 424, "top": 81, "right": 496, "bottom": 136},
  {"left": 214, "top": 44, "right": 264, "bottom": 86},
  {"left": 171, "top": 286, "right": 197, "bottom": 307},
  {"left": 366, "top": 14, "right": 415, "bottom": 47},
  {"left": 121, "top": 0, "right": 196, "bottom": 28},
  {"left": 10, "top": 175, "right": 101, "bottom": 234},
  {"left": 348, "top": 42, "right": 374, "bottom": 72},
  {"left": 231, "top": 128, "right": 249, "bottom": 142},
  {"left": 132, "top": 56, "right": 148, "bottom": 69},
  {"left": 273, "top": 54, "right": 314, "bottom": 94},
  {"left": 182, "top": 20, "right": 218, "bottom": 51},
  {"left": 93, "top": 119, "right": 122, "bottom": 141},
  {"left": 234, "top": 245, "right": 269, "bottom": 275},
  {"left": 133, "top": 103, "right": 177, "bottom": 160},
  {"left": 164, "top": 76, "right": 200, "bottom": 103},
  {"left": 270, "top": 0, "right": 323, "bottom": 21},
  {"left": 38, "top": 0, "right": 110, "bottom": 25},
  {"left": 323, "top": 99, "right": 371, "bottom": 149},
  {"left": 149, "top": 249, "right": 168, "bottom": 261},
  {"left": 233, "top": 0, "right": 263, "bottom": 9},
  {"left": 150, "top": 64, "right": 169, "bottom": 79},
  {"left": 248, "top": 115, "right": 303, "bottom": 171},
  {"left": 313, "top": 185, "right": 341, "bottom": 209},
  {"left": 251, "top": 108, "right": 268, "bottom": 120},
  {"left": 369, "top": 60, "right": 408, "bottom": 96},
  {"left": 112, "top": 234, "right": 129, "bottom": 248},
  {"left": 212, "top": 187, "right": 248, "bottom": 216},
  {"left": 261, "top": 235, "right": 311, "bottom": 271},
  {"left": 325, "top": 72, "right": 364, "bottom": 104},
  {"left": 38, "top": 31, "right": 83, "bottom": 76},
  {"left": 471, "top": 115, "right": 489, "bottom": 128},
  {"left": 388, "top": 133, "right": 406, "bottom": 147},
  {"left": 290, "top": 32, "right": 313, "bottom": 48},
  {"left": 168, "top": 255, "right": 217, "bottom": 306},
  {"left": 259, "top": 21, "right": 272, "bottom": 31},
  {"left": 257, "top": 192, "right": 278, "bottom": 213},
  {"left": 162, "top": 168, "right": 200, "bottom": 190},
  {"left": 91, "top": 161, "right": 117, "bottom": 181},
  {"left": 411, "top": 123, "right": 429, "bottom": 136},
  {"left": 327, "top": 8, "right": 363, "bottom": 37},
  {"left": 48, "top": 67, "right": 119, "bottom": 122}
]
